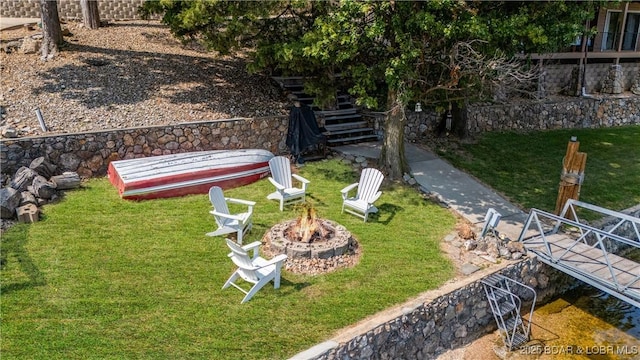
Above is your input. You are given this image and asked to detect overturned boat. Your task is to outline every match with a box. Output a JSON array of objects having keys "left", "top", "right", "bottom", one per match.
[{"left": 108, "top": 149, "right": 274, "bottom": 200}]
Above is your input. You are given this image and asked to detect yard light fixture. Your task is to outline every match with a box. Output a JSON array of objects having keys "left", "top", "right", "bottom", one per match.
[
  {"left": 414, "top": 102, "right": 422, "bottom": 112},
  {"left": 445, "top": 103, "right": 452, "bottom": 131}
]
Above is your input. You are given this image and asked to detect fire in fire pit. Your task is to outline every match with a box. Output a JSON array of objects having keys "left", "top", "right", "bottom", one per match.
[
  {"left": 263, "top": 203, "right": 360, "bottom": 274},
  {"left": 287, "top": 203, "right": 330, "bottom": 243}
]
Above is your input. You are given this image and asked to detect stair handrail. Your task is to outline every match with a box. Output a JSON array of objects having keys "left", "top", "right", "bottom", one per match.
[
  {"left": 501, "top": 275, "right": 537, "bottom": 344},
  {"left": 482, "top": 274, "right": 537, "bottom": 350},
  {"left": 483, "top": 284, "right": 522, "bottom": 349}
]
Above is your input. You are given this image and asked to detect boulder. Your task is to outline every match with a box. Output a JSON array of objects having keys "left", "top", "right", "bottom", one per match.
[
  {"left": 0, "top": 187, "right": 20, "bottom": 219},
  {"left": 19, "top": 37, "right": 40, "bottom": 54}
]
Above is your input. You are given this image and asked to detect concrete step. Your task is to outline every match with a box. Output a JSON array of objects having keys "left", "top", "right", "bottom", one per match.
[
  {"left": 324, "top": 122, "right": 368, "bottom": 132},
  {"left": 316, "top": 108, "right": 357, "bottom": 116},
  {"left": 323, "top": 113, "right": 362, "bottom": 123},
  {"left": 324, "top": 128, "right": 373, "bottom": 139},
  {"left": 327, "top": 134, "right": 379, "bottom": 145}
]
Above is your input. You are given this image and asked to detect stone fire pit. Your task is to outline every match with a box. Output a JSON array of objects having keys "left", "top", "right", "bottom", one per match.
[{"left": 262, "top": 216, "right": 360, "bottom": 275}]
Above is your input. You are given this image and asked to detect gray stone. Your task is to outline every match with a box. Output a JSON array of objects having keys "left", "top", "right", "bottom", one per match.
[
  {"left": 461, "top": 263, "right": 481, "bottom": 275},
  {"left": 1, "top": 127, "right": 19, "bottom": 138},
  {"left": 0, "top": 187, "right": 21, "bottom": 219},
  {"left": 2, "top": 40, "right": 21, "bottom": 53},
  {"left": 464, "top": 240, "right": 477, "bottom": 251},
  {"left": 499, "top": 247, "right": 511, "bottom": 258},
  {"left": 19, "top": 37, "right": 40, "bottom": 54},
  {"left": 444, "top": 234, "right": 457, "bottom": 242},
  {"left": 58, "top": 152, "right": 81, "bottom": 171},
  {"left": 454, "top": 325, "right": 468, "bottom": 338},
  {"left": 506, "top": 241, "right": 524, "bottom": 253}
]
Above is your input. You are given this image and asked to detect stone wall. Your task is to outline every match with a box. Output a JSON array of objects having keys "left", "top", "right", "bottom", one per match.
[
  {"left": 544, "top": 62, "right": 640, "bottom": 95},
  {"left": 592, "top": 204, "right": 640, "bottom": 255},
  {"left": 2, "top": 95, "right": 637, "bottom": 178},
  {"left": 0, "top": 117, "right": 288, "bottom": 178},
  {"left": 1, "top": 0, "right": 149, "bottom": 21},
  {"left": 291, "top": 258, "right": 577, "bottom": 360},
  {"left": 467, "top": 96, "right": 640, "bottom": 134},
  {"left": 403, "top": 96, "right": 640, "bottom": 140}
]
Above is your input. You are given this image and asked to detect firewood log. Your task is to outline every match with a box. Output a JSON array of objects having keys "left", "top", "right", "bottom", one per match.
[
  {"left": 10, "top": 167, "right": 38, "bottom": 192},
  {"left": 31, "top": 175, "right": 57, "bottom": 200},
  {"left": 29, "top": 157, "right": 57, "bottom": 178},
  {"left": 20, "top": 191, "right": 37, "bottom": 206},
  {"left": 51, "top": 172, "right": 81, "bottom": 190}
]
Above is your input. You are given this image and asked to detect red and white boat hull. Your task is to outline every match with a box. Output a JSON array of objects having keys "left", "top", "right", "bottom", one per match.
[{"left": 107, "top": 149, "right": 274, "bottom": 200}]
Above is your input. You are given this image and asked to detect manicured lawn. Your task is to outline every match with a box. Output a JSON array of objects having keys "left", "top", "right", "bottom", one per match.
[
  {"left": 1, "top": 159, "right": 456, "bottom": 360},
  {"left": 435, "top": 125, "right": 640, "bottom": 216}
]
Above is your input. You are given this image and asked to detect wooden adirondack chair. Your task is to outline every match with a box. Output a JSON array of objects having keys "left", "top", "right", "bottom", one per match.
[
  {"left": 222, "top": 239, "right": 288, "bottom": 304},
  {"left": 266, "top": 156, "right": 310, "bottom": 211},
  {"left": 206, "top": 186, "right": 255, "bottom": 244},
  {"left": 341, "top": 168, "right": 384, "bottom": 222}
]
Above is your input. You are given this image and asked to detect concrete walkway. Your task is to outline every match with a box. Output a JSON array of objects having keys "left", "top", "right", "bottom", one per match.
[{"left": 333, "top": 141, "right": 529, "bottom": 240}]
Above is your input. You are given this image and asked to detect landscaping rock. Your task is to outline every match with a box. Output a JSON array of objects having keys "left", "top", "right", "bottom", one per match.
[
  {"left": 0, "top": 187, "right": 20, "bottom": 219},
  {"left": 461, "top": 263, "right": 481, "bottom": 275}
]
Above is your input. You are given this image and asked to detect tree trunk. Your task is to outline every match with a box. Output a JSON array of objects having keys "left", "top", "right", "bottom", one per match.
[
  {"left": 378, "top": 89, "right": 407, "bottom": 180},
  {"left": 81, "top": 0, "right": 101, "bottom": 29},
  {"left": 40, "top": 0, "right": 63, "bottom": 60},
  {"left": 436, "top": 102, "right": 468, "bottom": 138}
]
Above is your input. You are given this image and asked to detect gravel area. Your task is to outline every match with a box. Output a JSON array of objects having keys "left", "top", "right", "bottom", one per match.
[{"left": 0, "top": 20, "right": 290, "bottom": 138}]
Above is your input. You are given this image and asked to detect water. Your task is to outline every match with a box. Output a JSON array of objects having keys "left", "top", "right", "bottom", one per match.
[
  {"left": 562, "top": 285, "right": 640, "bottom": 338},
  {"left": 523, "top": 284, "right": 640, "bottom": 360}
]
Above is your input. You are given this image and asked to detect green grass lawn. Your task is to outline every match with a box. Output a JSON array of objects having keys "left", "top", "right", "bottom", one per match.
[
  {"left": 435, "top": 125, "right": 640, "bottom": 215},
  {"left": 1, "top": 159, "right": 456, "bottom": 360}
]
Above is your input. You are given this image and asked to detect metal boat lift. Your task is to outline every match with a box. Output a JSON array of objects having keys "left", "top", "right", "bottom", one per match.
[{"left": 518, "top": 199, "right": 640, "bottom": 308}]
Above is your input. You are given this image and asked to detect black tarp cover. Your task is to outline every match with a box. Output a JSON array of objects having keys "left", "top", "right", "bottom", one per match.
[{"left": 286, "top": 104, "right": 326, "bottom": 158}]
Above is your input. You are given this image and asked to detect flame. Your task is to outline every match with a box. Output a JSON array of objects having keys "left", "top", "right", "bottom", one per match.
[{"left": 293, "top": 203, "right": 324, "bottom": 243}]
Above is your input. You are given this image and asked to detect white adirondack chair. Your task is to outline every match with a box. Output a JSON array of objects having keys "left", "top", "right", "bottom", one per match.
[
  {"left": 206, "top": 186, "right": 255, "bottom": 244},
  {"left": 222, "top": 239, "right": 288, "bottom": 304},
  {"left": 266, "top": 156, "right": 310, "bottom": 211},
  {"left": 341, "top": 167, "right": 384, "bottom": 222}
]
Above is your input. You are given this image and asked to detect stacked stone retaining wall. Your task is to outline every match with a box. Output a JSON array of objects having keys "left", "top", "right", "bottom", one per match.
[
  {"left": 0, "top": 116, "right": 288, "bottom": 178},
  {"left": 1, "top": 0, "right": 149, "bottom": 21},
  {"left": 2, "top": 96, "right": 638, "bottom": 178},
  {"left": 292, "top": 258, "right": 576, "bottom": 360},
  {"left": 544, "top": 62, "right": 640, "bottom": 95},
  {"left": 404, "top": 96, "right": 640, "bottom": 141}
]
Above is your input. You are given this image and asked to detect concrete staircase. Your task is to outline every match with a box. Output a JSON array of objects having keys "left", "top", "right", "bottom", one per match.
[{"left": 272, "top": 76, "right": 379, "bottom": 146}]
